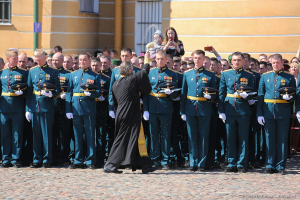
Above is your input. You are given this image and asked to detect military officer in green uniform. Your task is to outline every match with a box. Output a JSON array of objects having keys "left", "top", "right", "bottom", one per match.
[
  {"left": 218, "top": 52, "right": 255, "bottom": 173},
  {"left": 258, "top": 54, "right": 296, "bottom": 175},
  {"left": 0, "top": 49, "right": 28, "bottom": 168},
  {"left": 143, "top": 50, "right": 178, "bottom": 170},
  {"left": 91, "top": 57, "right": 111, "bottom": 168},
  {"left": 66, "top": 53, "right": 102, "bottom": 169},
  {"left": 26, "top": 49, "right": 61, "bottom": 168},
  {"left": 52, "top": 52, "right": 72, "bottom": 166},
  {"left": 180, "top": 50, "right": 217, "bottom": 171}
]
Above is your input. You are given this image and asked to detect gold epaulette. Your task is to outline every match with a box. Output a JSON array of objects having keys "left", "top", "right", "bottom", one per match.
[
  {"left": 216, "top": 74, "right": 221, "bottom": 78},
  {"left": 65, "top": 69, "right": 72, "bottom": 73},
  {"left": 284, "top": 71, "right": 292, "bottom": 75},
  {"left": 262, "top": 71, "right": 273, "bottom": 75},
  {"left": 244, "top": 70, "right": 253, "bottom": 74},
  {"left": 71, "top": 70, "right": 78, "bottom": 73},
  {"left": 30, "top": 66, "right": 39, "bottom": 70},
  {"left": 101, "top": 73, "right": 110, "bottom": 79},
  {"left": 18, "top": 67, "right": 28, "bottom": 71},
  {"left": 184, "top": 68, "right": 193, "bottom": 73},
  {"left": 251, "top": 70, "right": 260, "bottom": 74},
  {"left": 223, "top": 69, "right": 233, "bottom": 72},
  {"left": 168, "top": 68, "right": 182, "bottom": 74},
  {"left": 205, "top": 69, "right": 215, "bottom": 73},
  {"left": 150, "top": 67, "right": 156, "bottom": 71}
]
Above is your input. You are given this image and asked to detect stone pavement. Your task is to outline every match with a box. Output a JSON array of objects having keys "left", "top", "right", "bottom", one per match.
[{"left": 0, "top": 154, "right": 299, "bottom": 199}]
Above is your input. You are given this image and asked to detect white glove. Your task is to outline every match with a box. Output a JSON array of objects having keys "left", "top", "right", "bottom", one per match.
[
  {"left": 98, "top": 96, "right": 105, "bottom": 101},
  {"left": 282, "top": 94, "right": 292, "bottom": 101},
  {"left": 181, "top": 114, "right": 186, "bottom": 121},
  {"left": 109, "top": 111, "right": 115, "bottom": 119},
  {"left": 66, "top": 113, "right": 73, "bottom": 119},
  {"left": 204, "top": 94, "right": 211, "bottom": 100},
  {"left": 165, "top": 89, "right": 172, "bottom": 95},
  {"left": 239, "top": 92, "right": 248, "bottom": 99},
  {"left": 60, "top": 93, "right": 66, "bottom": 99},
  {"left": 248, "top": 99, "right": 255, "bottom": 105},
  {"left": 219, "top": 113, "right": 226, "bottom": 123},
  {"left": 41, "top": 90, "right": 53, "bottom": 98},
  {"left": 14, "top": 90, "right": 23, "bottom": 96},
  {"left": 143, "top": 111, "right": 149, "bottom": 121},
  {"left": 84, "top": 91, "right": 91, "bottom": 97},
  {"left": 257, "top": 116, "right": 265, "bottom": 126},
  {"left": 25, "top": 112, "right": 31, "bottom": 122},
  {"left": 172, "top": 96, "right": 181, "bottom": 101},
  {"left": 140, "top": 98, "right": 143, "bottom": 105},
  {"left": 296, "top": 111, "right": 300, "bottom": 123}
]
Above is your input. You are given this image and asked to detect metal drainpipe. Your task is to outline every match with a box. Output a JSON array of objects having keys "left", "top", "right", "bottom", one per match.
[
  {"left": 114, "top": 0, "right": 122, "bottom": 54},
  {"left": 33, "top": 0, "right": 39, "bottom": 51}
]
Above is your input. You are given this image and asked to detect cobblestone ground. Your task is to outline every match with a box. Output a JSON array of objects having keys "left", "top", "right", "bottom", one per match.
[{"left": 0, "top": 154, "right": 299, "bottom": 199}]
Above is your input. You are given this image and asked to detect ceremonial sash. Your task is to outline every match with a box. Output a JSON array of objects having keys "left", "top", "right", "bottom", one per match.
[{"left": 138, "top": 104, "right": 149, "bottom": 157}]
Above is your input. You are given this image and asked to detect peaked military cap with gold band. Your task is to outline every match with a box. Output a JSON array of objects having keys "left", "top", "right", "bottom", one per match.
[
  {"left": 38, "top": 83, "right": 57, "bottom": 91},
  {"left": 11, "top": 83, "right": 28, "bottom": 91},
  {"left": 158, "top": 81, "right": 176, "bottom": 89},
  {"left": 61, "top": 86, "right": 68, "bottom": 93},
  {"left": 234, "top": 85, "right": 253, "bottom": 93},
  {"left": 80, "top": 83, "right": 98, "bottom": 91},
  {"left": 278, "top": 87, "right": 296, "bottom": 97}
]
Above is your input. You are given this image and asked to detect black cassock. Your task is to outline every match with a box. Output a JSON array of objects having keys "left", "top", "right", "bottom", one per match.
[{"left": 107, "top": 69, "right": 153, "bottom": 167}]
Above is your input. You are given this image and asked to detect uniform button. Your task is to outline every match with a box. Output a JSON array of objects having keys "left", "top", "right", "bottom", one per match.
[
  {"left": 275, "top": 85, "right": 276, "bottom": 86},
  {"left": 80, "top": 100, "right": 82, "bottom": 101},
  {"left": 274, "top": 97, "right": 277, "bottom": 98},
  {"left": 275, "top": 91, "right": 276, "bottom": 92}
]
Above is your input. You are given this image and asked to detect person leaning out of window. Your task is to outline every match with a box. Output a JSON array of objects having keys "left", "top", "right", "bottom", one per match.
[{"left": 161, "top": 27, "right": 185, "bottom": 57}]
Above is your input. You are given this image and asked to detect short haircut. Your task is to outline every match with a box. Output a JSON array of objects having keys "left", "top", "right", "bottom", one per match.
[
  {"left": 27, "top": 57, "right": 34, "bottom": 63},
  {"left": 187, "top": 60, "right": 194, "bottom": 65},
  {"left": 79, "top": 53, "right": 90, "bottom": 59},
  {"left": 268, "top": 55, "right": 273, "bottom": 59},
  {"left": 166, "top": 54, "right": 173, "bottom": 60},
  {"left": 259, "top": 54, "right": 267, "bottom": 58},
  {"left": 173, "top": 56, "right": 181, "bottom": 63},
  {"left": 250, "top": 57, "right": 256, "bottom": 63},
  {"left": 0, "top": 57, "right": 4, "bottom": 64},
  {"left": 71, "top": 54, "right": 79, "bottom": 60},
  {"left": 290, "top": 56, "right": 299, "bottom": 63},
  {"left": 204, "top": 56, "right": 210, "bottom": 60},
  {"left": 100, "top": 55, "right": 111, "bottom": 63},
  {"left": 91, "top": 57, "right": 100, "bottom": 63},
  {"left": 259, "top": 61, "right": 267, "bottom": 68},
  {"left": 54, "top": 45, "right": 63, "bottom": 52},
  {"left": 156, "top": 50, "right": 167, "bottom": 57},
  {"left": 102, "top": 47, "right": 110, "bottom": 54},
  {"left": 111, "top": 49, "right": 119, "bottom": 59},
  {"left": 243, "top": 53, "right": 251, "bottom": 61},
  {"left": 271, "top": 54, "right": 282, "bottom": 61},
  {"left": 34, "top": 49, "right": 46, "bottom": 57},
  {"left": 47, "top": 53, "right": 54, "bottom": 58},
  {"left": 181, "top": 60, "right": 187, "bottom": 65},
  {"left": 137, "top": 56, "right": 144, "bottom": 60},
  {"left": 121, "top": 48, "right": 132, "bottom": 55},
  {"left": 192, "top": 50, "right": 205, "bottom": 57},
  {"left": 220, "top": 59, "right": 228, "bottom": 64},
  {"left": 6, "top": 49, "right": 18, "bottom": 58},
  {"left": 119, "top": 61, "right": 133, "bottom": 75},
  {"left": 210, "top": 57, "right": 218, "bottom": 64},
  {"left": 232, "top": 52, "right": 245, "bottom": 59}
]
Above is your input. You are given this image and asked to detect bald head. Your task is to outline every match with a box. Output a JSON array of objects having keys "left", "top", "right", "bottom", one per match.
[
  {"left": 52, "top": 52, "right": 64, "bottom": 68},
  {"left": 18, "top": 52, "right": 28, "bottom": 69}
]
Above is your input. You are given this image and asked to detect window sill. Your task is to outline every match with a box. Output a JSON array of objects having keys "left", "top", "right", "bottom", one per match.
[{"left": 0, "top": 23, "right": 12, "bottom": 26}]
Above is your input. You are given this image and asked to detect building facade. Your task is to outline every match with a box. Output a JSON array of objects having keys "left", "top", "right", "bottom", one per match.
[{"left": 0, "top": 0, "right": 299, "bottom": 60}]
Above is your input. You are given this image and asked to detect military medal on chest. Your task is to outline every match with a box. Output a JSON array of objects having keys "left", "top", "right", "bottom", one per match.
[
  {"left": 240, "top": 78, "right": 248, "bottom": 85},
  {"left": 281, "top": 79, "right": 286, "bottom": 86},
  {"left": 202, "top": 77, "right": 208, "bottom": 83},
  {"left": 164, "top": 76, "right": 172, "bottom": 82},
  {"left": 45, "top": 74, "right": 51, "bottom": 81}
]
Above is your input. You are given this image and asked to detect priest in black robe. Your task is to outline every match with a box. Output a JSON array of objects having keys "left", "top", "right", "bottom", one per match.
[{"left": 103, "top": 61, "right": 155, "bottom": 174}]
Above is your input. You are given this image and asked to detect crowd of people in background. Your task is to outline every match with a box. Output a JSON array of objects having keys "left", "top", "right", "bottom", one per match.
[{"left": 0, "top": 26, "right": 299, "bottom": 175}]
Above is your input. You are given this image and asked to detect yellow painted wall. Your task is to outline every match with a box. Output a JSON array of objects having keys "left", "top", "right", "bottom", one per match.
[{"left": 162, "top": 0, "right": 300, "bottom": 60}]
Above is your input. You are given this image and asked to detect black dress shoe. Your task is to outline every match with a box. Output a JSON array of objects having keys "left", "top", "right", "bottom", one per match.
[
  {"left": 247, "top": 164, "right": 254, "bottom": 169},
  {"left": 264, "top": 168, "right": 277, "bottom": 174},
  {"left": 1, "top": 163, "right": 12, "bottom": 168},
  {"left": 30, "top": 163, "right": 42, "bottom": 168},
  {"left": 103, "top": 167, "right": 123, "bottom": 174},
  {"left": 161, "top": 164, "right": 170, "bottom": 170},
  {"left": 238, "top": 167, "right": 247, "bottom": 173},
  {"left": 87, "top": 165, "right": 95, "bottom": 169},
  {"left": 42, "top": 163, "right": 51, "bottom": 168},
  {"left": 68, "top": 164, "right": 85, "bottom": 169},
  {"left": 198, "top": 167, "right": 205, "bottom": 172},
  {"left": 189, "top": 167, "right": 197, "bottom": 172},
  {"left": 214, "top": 163, "right": 221, "bottom": 169},
  {"left": 253, "top": 162, "right": 261, "bottom": 168},
  {"left": 225, "top": 167, "right": 238, "bottom": 172},
  {"left": 142, "top": 166, "right": 156, "bottom": 174},
  {"left": 152, "top": 164, "right": 161, "bottom": 170},
  {"left": 278, "top": 169, "right": 286, "bottom": 175},
  {"left": 13, "top": 162, "right": 22, "bottom": 168},
  {"left": 204, "top": 166, "right": 214, "bottom": 170},
  {"left": 95, "top": 163, "right": 104, "bottom": 168}
]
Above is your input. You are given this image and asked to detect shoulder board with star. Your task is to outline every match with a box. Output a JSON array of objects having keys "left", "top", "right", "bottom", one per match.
[
  {"left": 91, "top": 70, "right": 99, "bottom": 75},
  {"left": 251, "top": 70, "right": 260, "bottom": 74},
  {"left": 71, "top": 69, "right": 78, "bottom": 73},
  {"left": 18, "top": 67, "right": 28, "bottom": 71},
  {"left": 30, "top": 66, "right": 39, "bottom": 70},
  {"left": 184, "top": 68, "right": 193, "bottom": 73},
  {"left": 168, "top": 68, "right": 182, "bottom": 74},
  {"left": 244, "top": 70, "right": 253, "bottom": 74},
  {"left": 262, "top": 71, "right": 273, "bottom": 75},
  {"left": 223, "top": 69, "right": 233, "bottom": 72},
  {"left": 101, "top": 73, "right": 110, "bottom": 79},
  {"left": 48, "top": 65, "right": 57, "bottom": 70},
  {"left": 64, "top": 69, "right": 72, "bottom": 73},
  {"left": 150, "top": 67, "right": 156, "bottom": 71},
  {"left": 216, "top": 74, "right": 221, "bottom": 78},
  {"left": 205, "top": 69, "right": 215, "bottom": 73}
]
